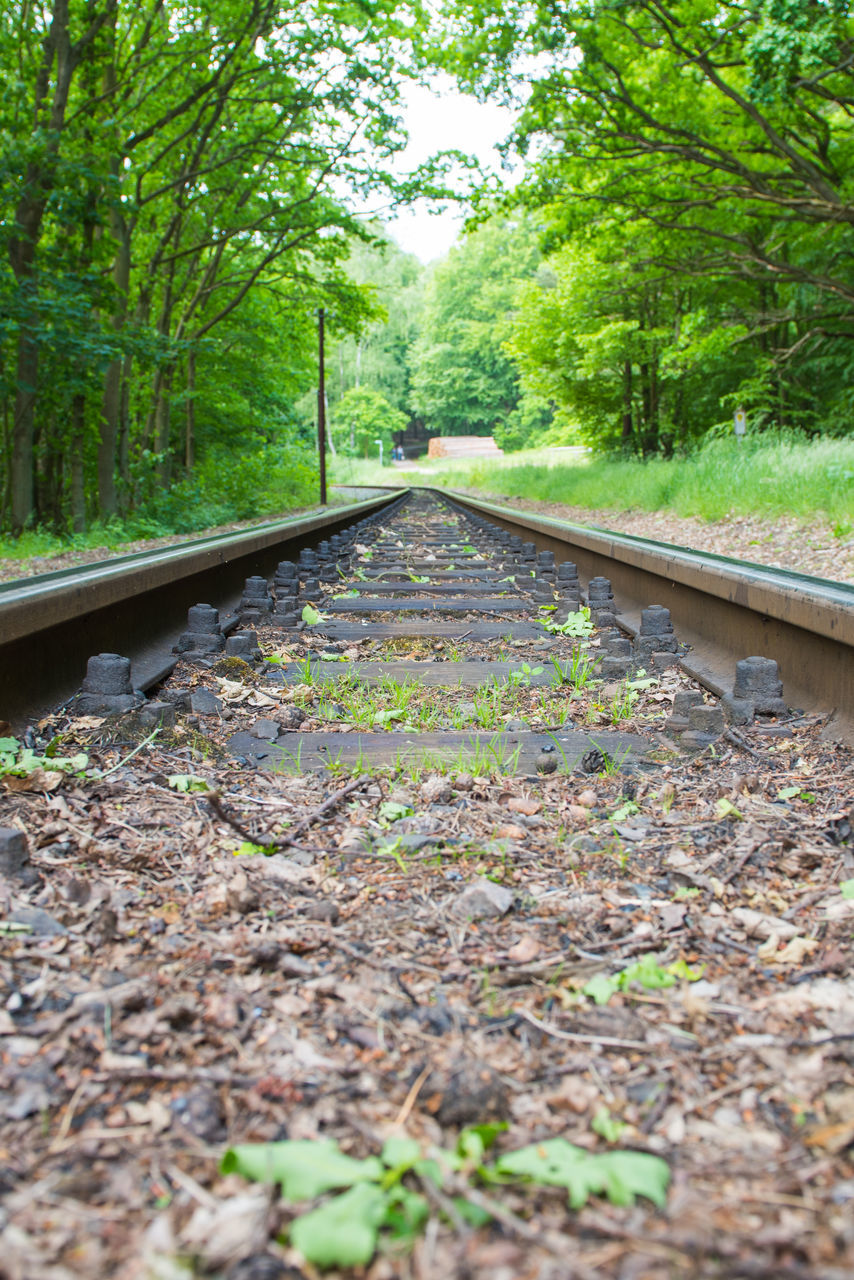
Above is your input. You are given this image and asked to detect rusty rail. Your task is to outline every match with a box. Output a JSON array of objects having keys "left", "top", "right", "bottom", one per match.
[
  {"left": 437, "top": 489, "right": 854, "bottom": 738},
  {"left": 0, "top": 493, "right": 405, "bottom": 727}
]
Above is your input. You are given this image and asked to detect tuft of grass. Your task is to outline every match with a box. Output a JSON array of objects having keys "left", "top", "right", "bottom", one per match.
[{"left": 373, "top": 435, "right": 854, "bottom": 526}]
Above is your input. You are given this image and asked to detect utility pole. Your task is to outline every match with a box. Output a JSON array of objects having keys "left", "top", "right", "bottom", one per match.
[{"left": 317, "top": 307, "right": 327, "bottom": 505}]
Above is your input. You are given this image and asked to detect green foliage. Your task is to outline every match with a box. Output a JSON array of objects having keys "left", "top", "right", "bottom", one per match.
[
  {"left": 583, "top": 955, "right": 706, "bottom": 1007},
  {"left": 495, "top": 1138, "right": 670, "bottom": 1210},
  {"left": 507, "top": 662, "right": 543, "bottom": 686},
  {"left": 432, "top": 0, "right": 854, "bottom": 453},
  {"left": 427, "top": 435, "right": 854, "bottom": 525},
  {"left": 331, "top": 385, "right": 408, "bottom": 459},
  {"left": 301, "top": 604, "right": 326, "bottom": 626},
  {"left": 223, "top": 1127, "right": 670, "bottom": 1269},
  {"left": 0, "top": 0, "right": 429, "bottom": 535},
  {"left": 410, "top": 215, "right": 552, "bottom": 443},
  {"left": 166, "top": 775, "right": 210, "bottom": 793},
  {"left": 0, "top": 738, "right": 88, "bottom": 778},
  {"left": 540, "top": 606, "right": 595, "bottom": 638},
  {"left": 323, "top": 229, "right": 425, "bottom": 421}
]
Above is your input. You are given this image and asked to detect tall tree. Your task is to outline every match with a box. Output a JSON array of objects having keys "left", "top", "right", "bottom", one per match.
[
  {"left": 0, "top": 0, "right": 428, "bottom": 532},
  {"left": 410, "top": 214, "right": 550, "bottom": 441}
]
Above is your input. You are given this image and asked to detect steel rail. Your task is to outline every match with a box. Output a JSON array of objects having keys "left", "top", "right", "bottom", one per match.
[
  {"left": 435, "top": 488, "right": 854, "bottom": 738},
  {"left": 0, "top": 492, "right": 405, "bottom": 727}
]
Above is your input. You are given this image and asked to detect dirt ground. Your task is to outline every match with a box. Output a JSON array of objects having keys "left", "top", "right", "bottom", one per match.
[
  {"left": 456, "top": 494, "right": 854, "bottom": 587},
  {"left": 2, "top": 608, "right": 853, "bottom": 1278}
]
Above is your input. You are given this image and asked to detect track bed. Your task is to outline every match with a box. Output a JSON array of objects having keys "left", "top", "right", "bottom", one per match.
[{"left": 1, "top": 492, "right": 852, "bottom": 1279}]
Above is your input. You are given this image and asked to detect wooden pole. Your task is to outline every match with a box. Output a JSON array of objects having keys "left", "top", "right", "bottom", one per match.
[{"left": 317, "top": 307, "right": 327, "bottom": 506}]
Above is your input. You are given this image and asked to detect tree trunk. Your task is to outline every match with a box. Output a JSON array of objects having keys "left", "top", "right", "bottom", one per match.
[
  {"left": 622, "top": 359, "right": 633, "bottom": 444},
  {"left": 7, "top": 0, "right": 78, "bottom": 532},
  {"left": 154, "top": 365, "right": 174, "bottom": 481},
  {"left": 99, "top": 223, "right": 131, "bottom": 518},
  {"left": 11, "top": 330, "right": 40, "bottom": 531},
  {"left": 185, "top": 350, "right": 195, "bottom": 472},
  {"left": 70, "top": 391, "right": 86, "bottom": 532}
]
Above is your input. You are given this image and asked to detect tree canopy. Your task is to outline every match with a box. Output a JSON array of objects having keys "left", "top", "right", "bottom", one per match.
[
  {"left": 0, "top": 0, "right": 427, "bottom": 533},
  {"left": 422, "top": 0, "right": 854, "bottom": 452}
]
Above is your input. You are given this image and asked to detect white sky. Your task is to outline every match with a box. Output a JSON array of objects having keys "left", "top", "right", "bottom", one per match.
[{"left": 385, "top": 79, "right": 517, "bottom": 263}]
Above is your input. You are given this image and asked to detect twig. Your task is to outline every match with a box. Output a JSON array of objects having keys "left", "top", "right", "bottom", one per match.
[
  {"left": 413, "top": 1169, "right": 471, "bottom": 1237},
  {"left": 92, "top": 1065, "right": 258, "bottom": 1086},
  {"left": 441, "top": 1172, "right": 600, "bottom": 1278},
  {"left": 96, "top": 728, "right": 161, "bottom": 779},
  {"left": 49, "top": 1081, "right": 93, "bottom": 1152},
  {"left": 724, "top": 728, "right": 767, "bottom": 760},
  {"left": 516, "top": 1007, "right": 652, "bottom": 1051},
  {"left": 391, "top": 1065, "right": 431, "bottom": 1129},
  {"left": 207, "top": 775, "right": 366, "bottom": 850}
]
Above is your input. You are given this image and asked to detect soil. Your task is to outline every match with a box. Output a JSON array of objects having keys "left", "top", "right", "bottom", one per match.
[
  {"left": 464, "top": 494, "right": 854, "bottom": 586},
  {"left": 2, "top": 620, "right": 853, "bottom": 1277}
]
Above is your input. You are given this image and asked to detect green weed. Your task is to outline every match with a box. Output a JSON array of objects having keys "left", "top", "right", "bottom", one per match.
[{"left": 223, "top": 1129, "right": 669, "bottom": 1270}]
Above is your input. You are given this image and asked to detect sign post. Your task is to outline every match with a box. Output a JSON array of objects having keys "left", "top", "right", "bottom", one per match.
[
  {"left": 317, "top": 307, "right": 327, "bottom": 506},
  {"left": 734, "top": 407, "right": 746, "bottom": 441}
]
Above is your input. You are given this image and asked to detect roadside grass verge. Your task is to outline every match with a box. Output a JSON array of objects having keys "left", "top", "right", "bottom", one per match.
[{"left": 340, "top": 437, "right": 854, "bottom": 527}]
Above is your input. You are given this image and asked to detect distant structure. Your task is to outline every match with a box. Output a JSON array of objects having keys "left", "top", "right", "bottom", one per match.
[
  {"left": 427, "top": 436, "right": 504, "bottom": 459},
  {"left": 392, "top": 420, "right": 430, "bottom": 459}
]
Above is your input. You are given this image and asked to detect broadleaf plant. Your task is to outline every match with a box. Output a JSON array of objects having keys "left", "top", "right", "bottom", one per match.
[{"left": 222, "top": 1125, "right": 670, "bottom": 1270}]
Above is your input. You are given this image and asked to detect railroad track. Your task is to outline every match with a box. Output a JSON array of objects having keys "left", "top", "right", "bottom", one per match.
[
  {"left": 3, "top": 488, "right": 854, "bottom": 1279},
  {"left": 2, "top": 485, "right": 851, "bottom": 748}
]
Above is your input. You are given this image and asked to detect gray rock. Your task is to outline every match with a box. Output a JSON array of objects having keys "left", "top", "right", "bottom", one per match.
[
  {"left": 188, "top": 688, "right": 222, "bottom": 715},
  {"left": 8, "top": 906, "right": 68, "bottom": 937},
  {"left": 450, "top": 875, "right": 515, "bottom": 920},
  {"left": 0, "top": 827, "right": 29, "bottom": 879},
  {"left": 421, "top": 775, "right": 453, "bottom": 805},
  {"left": 722, "top": 694, "right": 754, "bottom": 726},
  {"left": 250, "top": 718, "right": 281, "bottom": 740},
  {"left": 136, "top": 700, "right": 177, "bottom": 728}
]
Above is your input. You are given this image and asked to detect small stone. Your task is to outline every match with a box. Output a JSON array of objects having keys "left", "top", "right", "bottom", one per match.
[
  {"left": 305, "top": 900, "right": 340, "bottom": 924},
  {"left": 495, "top": 823, "right": 527, "bottom": 840},
  {"left": 277, "top": 705, "right": 306, "bottom": 730},
  {"left": 452, "top": 773, "right": 474, "bottom": 792},
  {"left": 8, "top": 906, "right": 68, "bottom": 937},
  {"left": 188, "top": 689, "right": 222, "bottom": 715},
  {"left": 536, "top": 752, "right": 558, "bottom": 774},
  {"left": 450, "top": 875, "right": 515, "bottom": 921},
  {"left": 250, "top": 718, "right": 280, "bottom": 740},
  {"left": 577, "top": 788, "right": 598, "bottom": 808},
  {"left": 338, "top": 826, "right": 370, "bottom": 854},
  {"left": 0, "top": 827, "right": 30, "bottom": 879},
  {"left": 226, "top": 871, "right": 260, "bottom": 915},
  {"left": 421, "top": 775, "right": 453, "bottom": 805}
]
